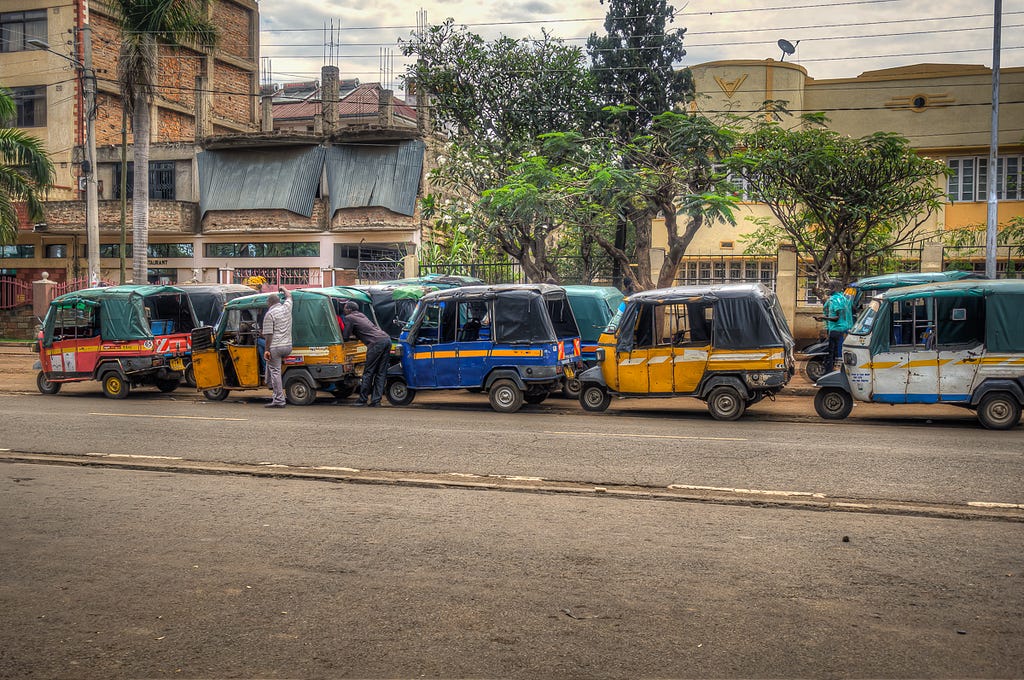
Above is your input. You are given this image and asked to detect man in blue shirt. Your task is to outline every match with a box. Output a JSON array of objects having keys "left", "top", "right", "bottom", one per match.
[{"left": 816, "top": 281, "right": 853, "bottom": 372}]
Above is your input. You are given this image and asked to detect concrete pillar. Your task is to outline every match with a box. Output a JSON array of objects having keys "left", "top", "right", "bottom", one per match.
[
  {"left": 322, "top": 65, "right": 339, "bottom": 132},
  {"left": 32, "top": 272, "right": 58, "bottom": 319},
  {"left": 378, "top": 88, "right": 394, "bottom": 127},
  {"left": 218, "top": 267, "right": 234, "bottom": 285},
  {"left": 776, "top": 243, "right": 798, "bottom": 334},
  {"left": 920, "top": 242, "right": 944, "bottom": 272},
  {"left": 194, "top": 75, "right": 212, "bottom": 141},
  {"left": 260, "top": 95, "right": 274, "bottom": 132},
  {"left": 403, "top": 253, "right": 417, "bottom": 278},
  {"left": 416, "top": 91, "right": 431, "bottom": 135},
  {"left": 313, "top": 113, "right": 323, "bottom": 135}
]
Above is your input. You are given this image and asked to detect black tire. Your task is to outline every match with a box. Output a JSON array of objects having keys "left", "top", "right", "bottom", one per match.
[
  {"left": 203, "top": 387, "right": 229, "bottom": 401},
  {"left": 331, "top": 384, "right": 355, "bottom": 400},
  {"left": 746, "top": 392, "right": 766, "bottom": 408},
  {"left": 525, "top": 390, "right": 548, "bottom": 405},
  {"left": 285, "top": 377, "right": 317, "bottom": 406},
  {"left": 707, "top": 385, "right": 746, "bottom": 421},
  {"left": 804, "top": 358, "right": 829, "bottom": 383},
  {"left": 579, "top": 384, "right": 611, "bottom": 412},
  {"left": 488, "top": 378, "right": 524, "bottom": 413},
  {"left": 155, "top": 377, "right": 181, "bottom": 393},
  {"left": 561, "top": 377, "right": 582, "bottom": 399},
  {"left": 385, "top": 378, "right": 416, "bottom": 406},
  {"left": 814, "top": 387, "right": 853, "bottom": 420},
  {"left": 100, "top": 371, "right": 131, "bottom": 400},
  {"left": 977, "top": 392, "right": 1022, "bottom": 430},
  {"left": 183, "top": 362, "right": 196, "bottom": 388},
  {"left": 36, "top": 371, "right": 61, "bottom": 395}
]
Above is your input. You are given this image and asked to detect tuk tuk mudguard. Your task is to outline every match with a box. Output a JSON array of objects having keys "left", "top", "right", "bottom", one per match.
[
  {"left": 970, "top": 379, "right": 1024, "bottom": 407},
  {"left": 697, "top": 375, "right": 751, "bottom": 401},
  {"left": 483, "top": 370, "right": 526, "bottom": 391},
  {"left": 578, "top": 365, "right": 607, "bottom": 388},
  {"left": 815, "top": 370, "right": 853, "bottom": 393}
]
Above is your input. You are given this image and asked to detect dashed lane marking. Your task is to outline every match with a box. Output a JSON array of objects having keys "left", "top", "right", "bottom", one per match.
[
  {"left": 544, "top": 430, "right": 747, "bottom": 442},
  {"left": 89, "top": 412, "right": 248, "bottom": 422},
  {"left": 86, "top": 453, "right": 184, "bottom": 460}
]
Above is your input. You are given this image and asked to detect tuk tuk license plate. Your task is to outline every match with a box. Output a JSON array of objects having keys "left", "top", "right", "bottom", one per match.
[
  {"left": 170, "top": 358, "right": 185, "bottom": 371},
  {"left": 564, "top": 365, "right": 575, "bottom": 379}
]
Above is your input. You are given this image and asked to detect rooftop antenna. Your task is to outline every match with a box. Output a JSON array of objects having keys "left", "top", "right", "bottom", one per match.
[{"left": 777, "top": 38, "right": 799, "bottom": 62}]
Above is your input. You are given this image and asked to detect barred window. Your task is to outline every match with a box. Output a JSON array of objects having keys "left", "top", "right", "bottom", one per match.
[{"left": 948, "top": 156, "right": 1022, "bottom": 202}]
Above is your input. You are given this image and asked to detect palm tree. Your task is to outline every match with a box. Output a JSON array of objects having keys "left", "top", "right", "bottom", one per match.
[
  {"left": 0, "top": 89, "right": 54, "bottom": 244},
  {"left": 113, "top": 0, "right": 216, "bottom": 282}
]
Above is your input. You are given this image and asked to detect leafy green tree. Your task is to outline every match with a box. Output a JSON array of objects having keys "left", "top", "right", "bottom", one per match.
[
  {"left": 0, "top": 88, "right": 54, "bottom": 244},
  {"left": 729, "top": 116, "right": 949, "bottom": 289},
  {"left": 587, "top": 0, "right": 693, "bottom": 284},
  {"left": 401, "top": 22, "right": 597, "bottom": 279},
  {"left": 112, "top": 0, "right": 216, "bottom": 282},
  {"left": 943, "top": 216, "right": 1024, "bottom": 274}
]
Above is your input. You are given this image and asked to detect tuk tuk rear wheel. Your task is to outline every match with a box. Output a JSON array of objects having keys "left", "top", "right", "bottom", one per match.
[
  {"left": 386, "top": 378, "right": 416, "bottom": 406},
  {"left": 331, "top": 385, "right": 355, "bottom": 400},
  {"left": 488, "top": 379, "right": 524, "bottom": 413},
  {"left": 525, "top": 389, "right": 549, "bottom": 405},
  {"left": 101, "top": 372, "right": 131, "bottom": 400},
  {"left": 814, "top": 387, "right": 853, "bottom": 420},
  {"left": 579, "top": 384, "right": 611, "bottom": 412},
  {"left": 977, "top": 392, "right": 1021, "bottom": 430},
  {"left": 36, "top": 371, "right": 61, "bottom": 395},
  {"left": 285, "top": 377, "right": 317, "bottom": 406},
  {"left": 203, "top": 388, "right": 229, "bottom": 401},
  {"left": 707, "top": 386, "right": 746, "bottom": 421},
  {"left": 561, "top": 377, "right": 582, "bottom": 399},
  {"left": 804, "top": 358, "right": 828, "bottom": 383},
  {"left": 155, "top": 377, "right": 181, "bottom": 393}
]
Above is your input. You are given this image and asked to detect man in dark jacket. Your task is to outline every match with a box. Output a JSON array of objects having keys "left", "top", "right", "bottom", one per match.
[{"left": 342, "top": 301, "right": 392, "bottom": 406}]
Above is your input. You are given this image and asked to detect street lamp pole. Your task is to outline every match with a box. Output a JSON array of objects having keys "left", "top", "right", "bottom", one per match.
[{"left": 28, "top": 26, "right": 100, "bottom": 286}]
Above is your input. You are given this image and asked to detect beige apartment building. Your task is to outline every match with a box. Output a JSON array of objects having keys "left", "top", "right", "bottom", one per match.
[{"left": 662, "top": 59, "right": 1024, "bottom": 286}]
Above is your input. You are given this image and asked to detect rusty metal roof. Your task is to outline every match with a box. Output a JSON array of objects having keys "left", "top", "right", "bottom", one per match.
[
  {"left": 197, "top": 145, "right": 325, "bottom": 218},
  {"left": 325, "top": 140, "right": 424, "bottom": 217}
]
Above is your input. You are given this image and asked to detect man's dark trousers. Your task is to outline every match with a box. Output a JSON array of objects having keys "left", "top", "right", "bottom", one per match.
[{"left": 359, "top": 338, "right": 391, "bottom": 405}]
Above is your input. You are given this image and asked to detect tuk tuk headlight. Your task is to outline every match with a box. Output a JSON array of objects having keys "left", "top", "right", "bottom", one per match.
[
  {"left": 595, "top": 348, "right": 605, "bottom": 361},
  {"left": 844, "top": 351, "right": 856, "bottom": 366}
]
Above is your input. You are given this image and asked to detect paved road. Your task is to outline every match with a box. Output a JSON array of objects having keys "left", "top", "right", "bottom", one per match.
[{"left": 2, "top": 462, "right": 1022, "bottom": 679}]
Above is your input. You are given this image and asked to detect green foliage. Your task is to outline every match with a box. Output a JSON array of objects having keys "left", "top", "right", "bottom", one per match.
[
  {"left": 0, "top": 89, "right": 54, "bottom": 244},
  {"left": 730, "top": 118, "right": 949, "bottom": 287}
]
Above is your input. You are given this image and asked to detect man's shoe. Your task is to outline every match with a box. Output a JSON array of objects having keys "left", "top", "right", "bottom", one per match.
[
  {"left": 367, "top": 402, "right": 381, "bottom": 407},
  {"left": 264, "top": 403, "right": 286, "bottom": 408},
  {"left": 352, "top": 400, "right": 368, "bottom": 407}
]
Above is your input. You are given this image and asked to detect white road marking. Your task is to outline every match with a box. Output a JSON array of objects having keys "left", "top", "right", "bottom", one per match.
[
  {"left": 968, "top": 501, "right": 1023, "bottom": 509},
  {"left": 668, "top": 483, "right": 825, "bottom": 498},
  {"left": 314, "top": 466, "right": 361, "bottom": 473},
  {"left": 86, "top": 453, "right": 184, "bottom": 460},
  {"left": 544, "top": 430, "right": 747, "bottom": 442},
  {"left": 89, "top": 412, "right": 248, "bottom": 422}
]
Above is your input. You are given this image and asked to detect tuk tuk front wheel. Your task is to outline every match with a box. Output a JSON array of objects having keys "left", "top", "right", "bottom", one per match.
[
  {"left": 36, "top": 371, "right": 61, "bottom": 395},
  {"left": 203, "top": 388, "right": 229, "bottom": 401},
  {"left": 814, "top": 387, "right": 853, "bottom": 420},
  {"left": 579, "top": 384, "right": 611, "bottom": 412},
  {"left": 488, "top": 379, "right": 524, "bottom": 413},
  {"left": 385, "top": 378, "right": 416, "bottom": 406},
  {"left": 284, "top": 376, "right": 317, "bottom": 406},
  {"left": 977, "top": 392, "right": 1021, "bottom": 430},
  {"left": 707, "top": 386, "right": 746, "bottom": 421},
  {"left": 101, "top": 372, "right": 131, "bottom": 400}
]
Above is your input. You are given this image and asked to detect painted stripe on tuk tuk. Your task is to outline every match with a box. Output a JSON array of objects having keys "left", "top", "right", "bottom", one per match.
[
  {"left": 872, "top": 393, "right": 970, "bottom": 404},
  {"left": 708, "top": 353, "right": 771, "bottom": 361},
  {"left": 412, "top": 349, "right": 545, "bottom": 359}
]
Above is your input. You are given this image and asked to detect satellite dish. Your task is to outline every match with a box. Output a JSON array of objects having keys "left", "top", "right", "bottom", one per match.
[{"left": 777, "top": 39, "right": 799, "bottom": 62}]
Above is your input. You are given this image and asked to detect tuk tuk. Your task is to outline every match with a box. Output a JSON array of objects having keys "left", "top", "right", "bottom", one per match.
[
  {"left": 35, "top": 285, "right": 198, "bottom": 398},
  {"left": 814, "top": 279, "right": 1024, "bottom": 430},
  {"left": 801, "top": 271, "right": 982, "bottom": 382},
  {"left": 303, "top": 286, "right": 381, "bottom": 397},
  {"left": 577, "top": 283, "right": 795, "bottom": 420},
  {"left": 175, "top": 283, "right": 256, "bottom": 385},
  {"left": 562, "top": 285, "right": 625, "bottom": 397},
  {"left": 353, "top": 284, "right": 436, "bottom": 340},
  {"left": 190, "top": 289, "right": 361, "bottom": 405},
  {"left": 385, "top": 284, "right": 583, "bottom": 412}
]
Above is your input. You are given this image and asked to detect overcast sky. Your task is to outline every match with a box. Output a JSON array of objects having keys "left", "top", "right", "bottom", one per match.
[{"left": 257, "top": 0, "right": 1022, "bottom": 92}]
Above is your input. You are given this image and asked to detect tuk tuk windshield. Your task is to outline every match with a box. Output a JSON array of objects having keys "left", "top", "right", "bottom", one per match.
[{"left": 851, "top": 299, "right": 881, "bottom": 336}]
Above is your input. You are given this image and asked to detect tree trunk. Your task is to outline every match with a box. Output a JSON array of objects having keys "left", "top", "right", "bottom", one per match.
[
  {"left": 131, "top": 93, "right": 150, "bottom": 284},
  {"left": 657, "top": 212, "right": 704, "bottom": 289}
]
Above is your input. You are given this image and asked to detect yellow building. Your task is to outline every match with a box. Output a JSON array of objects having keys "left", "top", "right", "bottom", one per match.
[{"left": 663, "top": 59, "right": 1023, "bottom": 272}]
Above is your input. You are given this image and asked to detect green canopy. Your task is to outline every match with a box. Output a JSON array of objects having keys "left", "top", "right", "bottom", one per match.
[
  {"left": 564, "top": 286, "right": 624, "bottom": 342},
  {"left": 223, "top": 290, "right": 341, "bottom": 346},
  {"left": 851, "top": 271, "right": 980, "bottom": 291},
  {"left": 44, "top": 285, "right": 192, "bottom": 343}
]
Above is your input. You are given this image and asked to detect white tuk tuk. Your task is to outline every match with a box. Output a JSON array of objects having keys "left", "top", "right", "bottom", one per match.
[{"left": 814, "top": 279, "right": 1024, "bottom": 430}]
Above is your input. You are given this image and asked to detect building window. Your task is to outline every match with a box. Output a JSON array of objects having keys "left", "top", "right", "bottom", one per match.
[
  {"left": 948, "top": 156, "right": 1022, "bottom": 202},
  {"left": 0, "top": 10, "right": 47, "bottom": 53},
  {"left": 8, "top": 86, "right": 46, "bottom": 127},
  {"left": 205, "top": 242, "right": 321, "bottom": 258},
  {"left": 92, "top": 243, "right": 193, "bottom": 258},
  {"left": 113, "top": 161, "right": 176, "bottom": 200},
  {"left": 45, "top": 244, "right": 67, "bottom": 258},
  {"left": 0, "top": 244, "right": 35, "bottom": 258},
  {"left": 148, "top": 268, "right": 177, "bottom": 285}
]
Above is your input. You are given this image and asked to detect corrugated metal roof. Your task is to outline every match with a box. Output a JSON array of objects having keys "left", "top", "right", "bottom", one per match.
[
  {"left": 326, "top": 140, "right": 424, "bottom": 217},
  {"left": 197, "top": 145, "right": 325, "bottom": 218}
]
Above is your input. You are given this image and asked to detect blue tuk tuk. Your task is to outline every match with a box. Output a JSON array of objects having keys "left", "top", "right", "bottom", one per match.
[{"left": 385, "top": 284, "right": 583, "bottom": 412}]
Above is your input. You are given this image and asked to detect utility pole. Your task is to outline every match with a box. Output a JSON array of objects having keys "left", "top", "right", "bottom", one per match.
[
  {"left": 986, "top": 0, "right": 1002, "bottom": 279},
  {"left": 81, "top": 7, "right": 100, "bottom": 286}
]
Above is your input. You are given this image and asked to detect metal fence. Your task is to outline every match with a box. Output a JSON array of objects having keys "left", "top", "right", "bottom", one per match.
[
  {"left": 0, "top": 278, "right": 31, "bottom": 310},
  {"left": 52, "top": 277, "right": 118, "bottom": 296},
  {"left": 674, "top": 255, "right": 778, "bottom": 290},
  {"left": 797, "top": 247, "right": 924, "bottom": 305},
  {"left": 420, "top": 262, "right": 526, "bottom": 284},
  {"left": 357, "top": 260, "right": 405, "bottom": 283},
  {"left": 942, "top": 245, "right": 1024, "bottom": 279},
  {"left": 232, "top": 268, "right": 322, "bottom": 288}
]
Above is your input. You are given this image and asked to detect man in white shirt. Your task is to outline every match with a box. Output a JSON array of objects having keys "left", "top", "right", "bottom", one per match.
[{"left": 262, "top": 288, "right": 292, "bottom": 408}]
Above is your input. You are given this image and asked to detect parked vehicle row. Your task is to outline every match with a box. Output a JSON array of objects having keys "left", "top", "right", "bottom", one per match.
[{"left": 32, "top": 278, "right": 1024, "bottom": 429}]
